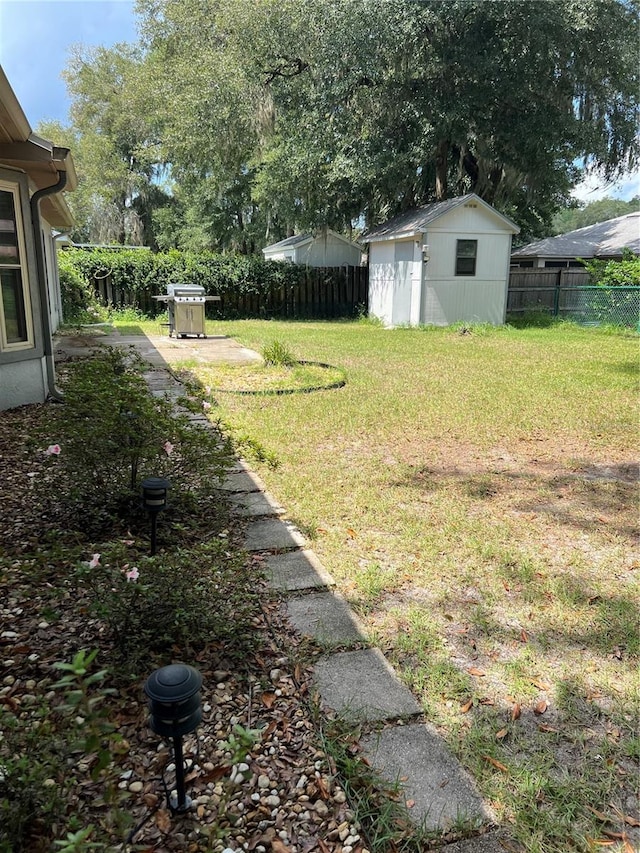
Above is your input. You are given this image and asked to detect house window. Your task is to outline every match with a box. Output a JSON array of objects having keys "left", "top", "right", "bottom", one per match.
[
  {"left": 455, "top": 239, "right": 477, "bottom": 276},
  {"left": 0, "top": 184, "right": 33, "bottom": 350}
]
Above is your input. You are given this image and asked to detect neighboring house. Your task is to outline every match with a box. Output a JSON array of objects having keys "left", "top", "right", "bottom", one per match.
[
  {"left": 262, "top": 228, "right": 362, "bottom": 267},
  {"left": 511, "top": 212, "right": 640, "bottom": 268},
  {"left": 0, "top": 66, "right": 77, "bottom": 410},
  {"left": 364, "top": 194, "right": 519, "bottom": 327}
]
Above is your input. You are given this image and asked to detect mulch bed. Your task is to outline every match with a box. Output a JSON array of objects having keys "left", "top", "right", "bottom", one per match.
[{"left": 0, "top": 401, "right": 366, "bottom": 853}]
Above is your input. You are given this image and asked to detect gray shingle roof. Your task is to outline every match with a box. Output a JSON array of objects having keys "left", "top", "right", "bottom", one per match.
[
  {"left": 512, "top": 212, "right": 640, "bottom": 259},
  {"left": 263, "top": 234, "right": 313, "bottom": 252},
  {"left": 363, "top": 194, "right": 519, "bottom": 241}
]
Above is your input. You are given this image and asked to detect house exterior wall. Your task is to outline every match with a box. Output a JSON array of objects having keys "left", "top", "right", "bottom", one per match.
[
  {"left": 0, "top": 168, "right": 47, "bottom": 409},
  {"left": 265, "top": 231, "right": 361, "bottom": 267}
]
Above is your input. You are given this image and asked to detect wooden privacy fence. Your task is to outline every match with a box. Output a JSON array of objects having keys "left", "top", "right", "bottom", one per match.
[
  {"left": 508, "top": 268, "right": 591, "bottom": 315},
  {"left": 219, "top": 265, "right": 369, "bottom": 319},
  {"left": 91, "top": 265, "right": 369, "bottom": 320},
  {"left": 507, "top": 268, "right": 640, "bottom": 327}
]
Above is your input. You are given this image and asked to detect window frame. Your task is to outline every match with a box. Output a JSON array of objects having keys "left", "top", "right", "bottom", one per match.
[
  {"left": 455, "top": 239, "right": 478, "bottom": 277},
  {"left": 0, "top": 180, "right": 34, "bottom": 352}
]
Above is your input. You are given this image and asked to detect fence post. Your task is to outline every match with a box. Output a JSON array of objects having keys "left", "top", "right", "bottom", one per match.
[{"left": 553, "top": 268, "right": 562, "bottom": 317}]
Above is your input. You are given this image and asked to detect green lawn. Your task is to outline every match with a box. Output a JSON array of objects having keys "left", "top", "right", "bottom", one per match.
[{"left": 116, "top": 316, "right": 640, "bottom": 851}]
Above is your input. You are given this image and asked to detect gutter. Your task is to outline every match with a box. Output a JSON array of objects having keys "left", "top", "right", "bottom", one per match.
[{"left": 30, "top": 168, "right": 68, "bottom": 403}]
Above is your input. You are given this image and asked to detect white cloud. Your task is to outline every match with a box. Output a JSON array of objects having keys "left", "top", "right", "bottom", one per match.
[{"left": 571, "top": 171, "right": 640, "bottom": 203}]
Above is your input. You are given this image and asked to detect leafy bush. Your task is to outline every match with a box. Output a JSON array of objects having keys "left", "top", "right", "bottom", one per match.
[
  {"left": 58, "top": 251, "right": 106, "bottom": 324},
  {"left": 73, "top": 540, "right": 256, "bottom": 665},
  {"left": 60, "top": 247, "right": 306, "bottom": 309},
  {"left": 582, "top": 248, "right": 640, "bottom": 286},
  {"left": 46, "top": 347, "right": 233, "bottom": 515}
]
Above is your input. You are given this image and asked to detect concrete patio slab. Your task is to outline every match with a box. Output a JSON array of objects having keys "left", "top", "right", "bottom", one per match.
[
  {"left": 243, "top": 518, "right": 306, "bottom": 552},
  {"left": 360, "top": 723, "right": 494, "bottom": 833},
  {"left": 285, "top": 592, "right": 366, "bottom": 645},
  {"left": 313, "top": 648, "right": 422, "bottom": 721},
  {"left": 263, "top": 549, "right": 335, "bottom": 591},
  {"left": 229, "top": 490, "right": 284, "bottom": 517}
]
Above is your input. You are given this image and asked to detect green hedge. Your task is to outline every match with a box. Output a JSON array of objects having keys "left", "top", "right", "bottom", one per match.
[
  {"left": 62, "top": 247, "right": 311, "bottom": 301},
  {"left": 60, "top": 247, "right": 369, "bottom": 320}
]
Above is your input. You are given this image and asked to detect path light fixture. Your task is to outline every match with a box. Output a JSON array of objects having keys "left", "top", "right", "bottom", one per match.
[
  {"left": 140, "top": 476, "right": 171, "bottom": 555},
  {"left": 144, "top": 664, "right": 203, "bottom": 813}
]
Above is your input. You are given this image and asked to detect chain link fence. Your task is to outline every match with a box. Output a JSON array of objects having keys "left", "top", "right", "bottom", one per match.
[{"left": 508, "top": 270, "right": 640, "bottom": 328}]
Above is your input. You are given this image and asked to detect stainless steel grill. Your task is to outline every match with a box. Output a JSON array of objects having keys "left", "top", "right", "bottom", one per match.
[{"left": 153, "top": 284, "right": 220, "bottom": 338}]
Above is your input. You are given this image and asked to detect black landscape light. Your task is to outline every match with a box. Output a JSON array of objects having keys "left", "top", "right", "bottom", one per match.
[
  {"left": 144, "top": 664, "right": 203, "bottom": 812},
  {"left": 140, "top": 476, "right": 171, "bottom": 555}
]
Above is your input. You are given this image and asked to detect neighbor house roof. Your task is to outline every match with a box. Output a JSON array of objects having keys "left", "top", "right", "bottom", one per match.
[
  {"left": 363, "top": 193, "right": 520, "bottom": 242},
  {"left": 511, "top": 212, "right": 640, "bottom": 260},
  {"left": 0, "top": 65, "right": 77, "bottom": 227},
  {"left": 263, "top": 228, "right": 361, "bottom": 254},
  {"left": 263, "top": 233, "right": 314, "bottom": 252}
]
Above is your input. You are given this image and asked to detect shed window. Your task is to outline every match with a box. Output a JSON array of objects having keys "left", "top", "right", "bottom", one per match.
[
  {"left": 0, "top": 184, "right": 32, "bottom": 350},
  {"left": 455, "top": 239, "right": 477, "bottom": 276}
]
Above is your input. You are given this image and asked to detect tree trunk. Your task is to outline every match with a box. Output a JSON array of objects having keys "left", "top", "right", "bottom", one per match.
[{"left": 435, "top": 138, "right": 449, "bottom": 200}]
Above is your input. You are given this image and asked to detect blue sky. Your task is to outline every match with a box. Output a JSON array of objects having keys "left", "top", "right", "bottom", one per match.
[
  {"left": 0, "top": 0, "right": 137, "bottom": 126},
  {"left": 0, "top": 0, "right": 637, "bottom": 204}
]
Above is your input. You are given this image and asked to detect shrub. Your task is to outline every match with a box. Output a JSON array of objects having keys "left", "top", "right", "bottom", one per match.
[
  {"left": 46, "top": 348, "right": 233, "bottom": 516},
  {"left": 582, "top": 248, "right": 640, "bottom": 287},
  {"left": 261, "top": 339, "right": 296, "bottom": 366},
  {"left": 58, "top": 251, "right": 106, "bottom": 324}
]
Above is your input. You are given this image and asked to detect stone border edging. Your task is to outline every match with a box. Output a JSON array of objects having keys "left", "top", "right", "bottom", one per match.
[{"left": 209, "top": 360, "right": 346, "bottom": 396}]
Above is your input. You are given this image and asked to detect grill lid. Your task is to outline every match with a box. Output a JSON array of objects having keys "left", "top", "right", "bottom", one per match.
[{"left": 167, "top": 283, "right": 205, "bottom": 298}]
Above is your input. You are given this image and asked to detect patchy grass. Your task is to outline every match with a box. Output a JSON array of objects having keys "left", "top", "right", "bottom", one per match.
[
  {"left": 176, "top": 360, "right": 346, "bottom": 394},
  {"left": 180, "top": 318, "right": 639, "bottom": 852}
]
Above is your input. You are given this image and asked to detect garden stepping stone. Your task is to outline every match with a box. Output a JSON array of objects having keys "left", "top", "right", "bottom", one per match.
[
  {"left": 218, "top": 468, "right": 268, "bottom": 493},
  {"left": 229, "top": 490, "right": 284, "bottom": 517},
  {"left": 263, "top": 549, "right": 335, "bottom": 591},
  {"left": 243, "top": 518, "right": 306, "bottom": 552},
  {"left": 313, "top": 648, "right": 422, "bottom": 721},
  {"left": 285, "top": 591, "right": 366, "bottom": 644},
  {"left": 360, "top": 723, "right": 494, "bottom": 833}
]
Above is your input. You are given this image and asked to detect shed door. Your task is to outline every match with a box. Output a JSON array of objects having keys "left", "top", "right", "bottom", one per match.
[{"left": 392, "top": 241, "right": 413, "bottom": 325}]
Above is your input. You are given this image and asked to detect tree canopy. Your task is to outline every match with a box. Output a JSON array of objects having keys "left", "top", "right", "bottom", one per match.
[
  {"left": 50, "top": 0, "right": 640, "bottom": 249},
  {"left": 551, "top": 196, "right": 640, "bottom": 235}
]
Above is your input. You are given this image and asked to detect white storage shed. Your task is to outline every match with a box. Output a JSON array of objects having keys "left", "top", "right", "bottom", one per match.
[
  {"left": 263, "top": 228, "right": 362, "bottom": 267},
  {"left": 365, "top": 194, "right": 519, "bottom": 327}
]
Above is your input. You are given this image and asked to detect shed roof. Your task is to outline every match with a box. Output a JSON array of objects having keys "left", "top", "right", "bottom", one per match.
[
  {"left": 363, "top": 193, "right": 520, "bottom": 242},
  {"left": 511, "top": 212, "right": 640, "bottom": 259}
]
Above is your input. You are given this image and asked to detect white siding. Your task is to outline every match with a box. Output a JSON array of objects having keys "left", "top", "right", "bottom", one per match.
[
  {"left": 420, "top": 206, "right": 512, "bottom": 325},
  {"left": 421, "top": 280, "right": 507, "bottom": 326},
  {"left": 391, "top": 239, "right": 415, "bottom": 325},
  {"left": 302, "top": 233, "right": 361, "bottom": 266},
  {"left": 368, "top": 241, "right": 395, "bottom": 325}
]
